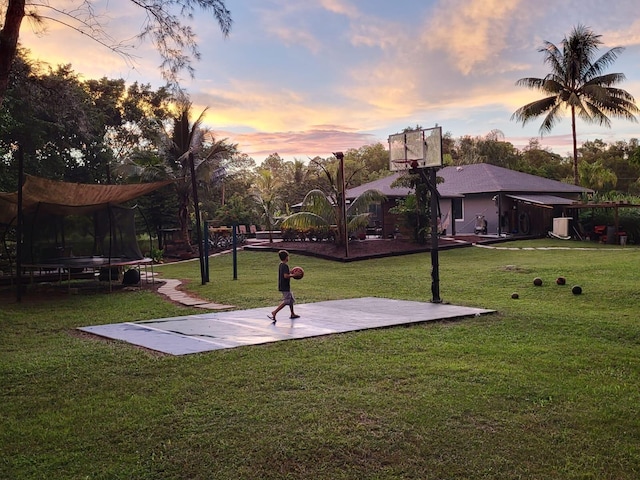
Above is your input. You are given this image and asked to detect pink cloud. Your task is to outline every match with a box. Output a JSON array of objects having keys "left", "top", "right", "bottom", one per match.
[{"left": 220, "top": 127, "right": 381, "bottom": 161}]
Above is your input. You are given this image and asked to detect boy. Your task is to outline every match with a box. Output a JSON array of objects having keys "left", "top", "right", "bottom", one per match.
[{"left": 268, "top": 250, "right": 300, "bottom": 324}]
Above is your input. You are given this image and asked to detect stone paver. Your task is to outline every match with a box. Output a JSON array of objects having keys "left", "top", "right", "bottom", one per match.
[{"left": 151, "top": 275, "right": 234, "bottom": 310}]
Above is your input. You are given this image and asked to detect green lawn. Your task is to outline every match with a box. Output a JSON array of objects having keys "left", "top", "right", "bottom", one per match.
[{"left": 2, "top": 240, "right": 639, "bottom": 479}]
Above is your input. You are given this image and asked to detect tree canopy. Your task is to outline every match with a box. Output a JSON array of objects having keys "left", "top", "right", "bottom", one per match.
[{"left": 0, "top": 0, "right": 232, "bottom": 105}]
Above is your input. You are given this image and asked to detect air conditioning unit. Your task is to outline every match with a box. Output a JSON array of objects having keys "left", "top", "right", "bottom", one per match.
[{"left": 552, "top": 217, "right": 571, "bottom": 237}]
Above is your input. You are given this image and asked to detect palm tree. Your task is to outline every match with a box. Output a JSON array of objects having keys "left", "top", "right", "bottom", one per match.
[
  {"left": 512, "top": 25, "right": 639, "bottom": 185},
  {"left": 578, "top": 160, "right": 617, "bottom": 191},
  {"left": 250, "top": 169, "right": 282, "bottom": 243},
  {"left": 117, "top": 99, "right": 236, "bottom": 248},
  {"left": 281, "top": 160, "right": 385, "bottom": 246}
]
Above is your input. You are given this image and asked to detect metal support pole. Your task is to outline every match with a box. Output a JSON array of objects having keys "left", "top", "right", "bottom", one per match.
[
  {"left": 232, "top": 222, "right": 238, "bottom": 280},
  {"left": 16, "top": 145, "right": 24, "bottom": 302},
  {"left": 189, "top": 152, "right": 206, "bottom": 285},
  {"left": 497, "top": 194, "right": 502, "bottom": 236},
  {"left": 429, "top": 168, "right": 441, "bottom": 303},
  {"left": 204, "top": 220, "right": 210, "bottom": 283},
  {"left": 335, "top": 152, "right": 349, "bottom": 258}
]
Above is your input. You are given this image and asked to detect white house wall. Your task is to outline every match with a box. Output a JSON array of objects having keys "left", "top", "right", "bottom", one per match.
[{"left": 446, "top": 195, "right": 498, "bottom": 235}]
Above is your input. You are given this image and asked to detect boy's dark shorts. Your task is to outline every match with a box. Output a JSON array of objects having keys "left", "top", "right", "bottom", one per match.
[{"left": 281, "top": 291, "right": 295, "bottom": 305}]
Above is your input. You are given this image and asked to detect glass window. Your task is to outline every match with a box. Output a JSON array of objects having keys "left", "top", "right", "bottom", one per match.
[{"left": 452, "top": 198, "right": 463, "bottom": 220}]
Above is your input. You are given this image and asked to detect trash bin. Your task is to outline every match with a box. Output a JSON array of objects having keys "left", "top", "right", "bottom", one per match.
[
  {"left": 620, "top": 235, "right": 627, "bottom": 246},
  {"left": 606, "top": 226, "right": 617, "bottom": 244}
]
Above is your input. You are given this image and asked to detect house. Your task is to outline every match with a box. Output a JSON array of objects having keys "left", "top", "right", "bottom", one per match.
[{"left": 345, "top": 163, "right": 592, "bottom": 238}]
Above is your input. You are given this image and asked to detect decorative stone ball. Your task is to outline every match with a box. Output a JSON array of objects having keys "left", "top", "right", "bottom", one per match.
[
  {"left": 511, "top": 292, "right": 519, "bottom": 299},
  {"left": 572, "top": 285, "right": 582, "bottom": 295},
  {"left": 533, "top": 277, "right": 543, "bottom": 286},
  {"left": 556, "top": 277, "right": 566, "bottom": 285}
]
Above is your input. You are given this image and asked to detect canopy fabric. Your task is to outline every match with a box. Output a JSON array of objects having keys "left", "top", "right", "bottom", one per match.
[{"left": 0, "top": 175, "right": 174, "bottom": 224}]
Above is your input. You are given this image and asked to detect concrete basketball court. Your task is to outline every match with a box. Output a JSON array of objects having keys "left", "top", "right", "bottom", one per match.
[{"left": 79, "top": 297, "right": 494, "bottom": 355}]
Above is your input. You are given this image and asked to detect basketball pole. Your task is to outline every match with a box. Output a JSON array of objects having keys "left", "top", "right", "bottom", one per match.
[
  {"left": 428, "top": 167, "right": 441, "bottom": 303},
  {"left": 412, "top": 165, "right": 441, "bottom": 303},
  {"left": 389, "top": 126, "right": 443, "bottom": 303},
  {"left": 335, "top": 151, "right": 349, "bottom": 258}
]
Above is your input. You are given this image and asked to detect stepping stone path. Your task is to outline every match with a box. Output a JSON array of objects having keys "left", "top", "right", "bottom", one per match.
[{"left": 155, "top": 278, "right": 235, "bottom": 310}]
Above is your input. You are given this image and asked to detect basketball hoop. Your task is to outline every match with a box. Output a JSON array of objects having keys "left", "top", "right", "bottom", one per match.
[
  {"left": 388, "top": 126, "right": 443, "bottom": 171},
  {"left": 391, "top": 159, "right": 421, "bottom": 169}
]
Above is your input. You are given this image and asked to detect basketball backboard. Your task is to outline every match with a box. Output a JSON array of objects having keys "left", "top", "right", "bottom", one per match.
[{"left": 389, "top": 126, "right": 443, "bottom": 171}]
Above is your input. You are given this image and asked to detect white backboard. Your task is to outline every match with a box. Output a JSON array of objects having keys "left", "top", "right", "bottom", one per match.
[{"left": 389, "top": 126, "right": 443, "bottom": 171}]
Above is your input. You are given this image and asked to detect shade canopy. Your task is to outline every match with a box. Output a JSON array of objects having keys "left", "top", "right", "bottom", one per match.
[{"left": 0, "top": 175, "right": 173, "bottom": 224}]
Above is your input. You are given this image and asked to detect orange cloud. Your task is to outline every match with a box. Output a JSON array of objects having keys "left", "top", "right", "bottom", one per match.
[{"left": 424, "top": 0, "right": 526, "bottom": 75}]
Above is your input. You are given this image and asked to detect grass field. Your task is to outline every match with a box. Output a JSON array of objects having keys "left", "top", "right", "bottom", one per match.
[{"left": 1, "top": 239, "right": 639, "bottom": 479}]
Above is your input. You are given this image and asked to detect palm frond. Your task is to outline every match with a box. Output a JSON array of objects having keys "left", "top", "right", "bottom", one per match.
[
  {"left": 348, "top": 189, "right": 386, "bottom": 215},
  {"left": 281, "top": 212, "right": 330, "bottom": 230},
  {"left": 584, "top": 72, "right": 627, "bottom": 89},
  {"left": 347, "top": 213, "right": 373, "bottom": 233},
  {"left": 345, "top": 165, "right": 364, "bottom": 188},
  {"left": 539, "top": 103, "right": 564, "bottom": 133},
  {"left": 587, "top": 47, "right": 624, "bottom": 79},
  {"left": 598, "top": 96, "right": 639, "bottom": 121},
  {"left": 312, "top": 160, "right": 340, "bottom": 198},
  {"left": 300, "top": 190, "right": 336, "bottom": 222},
  {"left": 515, "top": 77, "right": 546, "bottom": 90},
  {"left": 541, "top": 77, "right": 567, "bottom": 95},
  {"left": 510, "top": 96, "right": 558, "bottom": 126},
  {"left": 541, "top": 42, "right": 565, "bottom": 77},
  {"left": 576, "top": 98, "right": 608, "bottom": 126}
]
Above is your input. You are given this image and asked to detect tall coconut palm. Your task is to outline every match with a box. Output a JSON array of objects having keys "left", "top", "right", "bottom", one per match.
[
  {"left": 281, "top": 160, "right": 385, "bottom": 246},
  {"left": 117, "top": 99, "right": 236, "bottom": 248},
  {"left": 512, "top": 25, "right": 638, "bottom": 185}
]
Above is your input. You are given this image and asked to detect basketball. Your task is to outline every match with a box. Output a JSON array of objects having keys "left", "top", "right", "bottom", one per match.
[{"left": 291, "top": 266, "right": 304, "bottom": 279}]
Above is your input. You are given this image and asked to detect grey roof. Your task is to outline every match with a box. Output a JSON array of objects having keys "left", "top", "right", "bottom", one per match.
[
  {"left": 345, "top": 171, "right": 409, "bottom": 198},
  {"left": 506, "top": 194, "right": 578, "bottom": 206},
  {"left": 345, "top": 163, "right": 592, "bottom": 199}
]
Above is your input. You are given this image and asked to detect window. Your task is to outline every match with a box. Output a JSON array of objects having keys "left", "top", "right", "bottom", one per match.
[{"left": 452, "top": 198, "right": 463, "bottom": 220}]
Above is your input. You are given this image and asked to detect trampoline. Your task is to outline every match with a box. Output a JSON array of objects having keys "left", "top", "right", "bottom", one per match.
[{"left": 0, "top": 175, "right": 171, "bottom": 291}]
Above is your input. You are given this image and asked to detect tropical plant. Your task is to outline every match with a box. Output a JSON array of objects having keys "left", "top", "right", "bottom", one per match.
[
  {"left": 281, "top": 160, "right": 385, "bottom": 246},
  {"left": 213, "top": 192, "right": 254, "bottom": 228},
  {"left": 250, "top": 169, "right": 282, "bottom": 243},
  {"left": 578, "top": 160, "right": 617, "bottom": 192},
  {"left": 389, "top": 170, "right": 436, "bottom": 244},
  {"left": 578, "top": 138, "right": 640, "bottom": 193},
  {"left": 117, "top": 99, "right": 236, "bottom": 248},
  {"left": 512, "top": 24, "right": 639, "bottom": 185}
]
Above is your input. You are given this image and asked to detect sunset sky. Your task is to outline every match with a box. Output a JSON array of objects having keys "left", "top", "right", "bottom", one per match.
[{"left": 19, "top": 0, "right": 640, "bottom": 163}]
